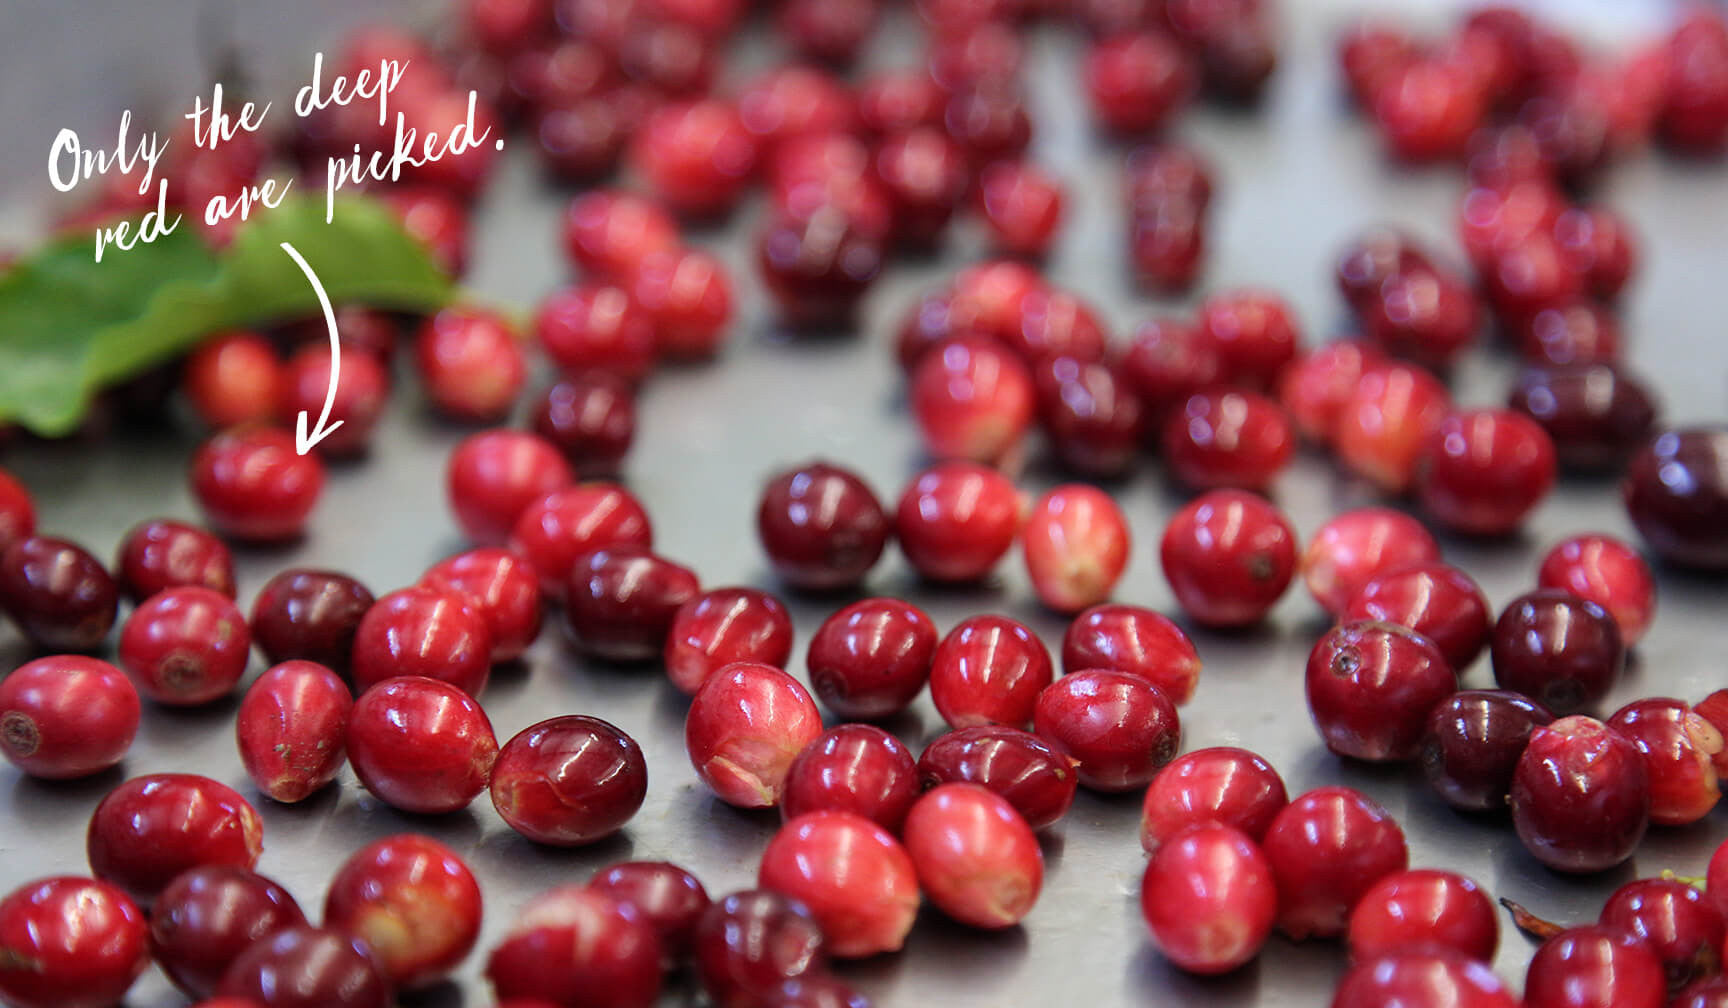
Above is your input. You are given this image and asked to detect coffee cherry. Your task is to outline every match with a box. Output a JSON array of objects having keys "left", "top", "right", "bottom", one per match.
[
  {"left": 0, "top": 656, "right": 138, "bottom": 779},
  {"left": 0, "top": 876, "right": 149, "bottom": 1008}
]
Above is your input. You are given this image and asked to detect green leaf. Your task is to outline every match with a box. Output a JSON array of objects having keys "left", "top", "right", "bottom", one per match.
[{"left": 0, "top": 194, "right": 453, "bottom": 436}]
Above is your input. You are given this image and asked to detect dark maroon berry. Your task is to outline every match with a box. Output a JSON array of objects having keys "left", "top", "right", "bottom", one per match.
[
  {"left": 490, "top": 715, "right": 648, "bottom": 846},
  {"left": 918, "top": 725, "right": 1078, "bottom": 830},
  {"left": 530, "top": 374, "right": 637, "bottom": 479},
  {"left": 564, "top": 547, "right": 699, "bottom": 663},
  {"left": 1421, "top": 689, "right": 1555, "bottom": 813},
  {"left": 1624, "top": 427, "right": 1728, "bottom": 572},
  {"left": 695, "top": 890, "right": 828, "bottom": 1008},
  {"left": 0, "top": 535, "right": 118, "bottom": 653},
  {"left": 1490, "top": 589, "right": 1624, "bottom": 715},
  {"left": 587, "top": 861, "right": 710, "bottom": 962},
  {"left": 249, "top": 569, "right": 374, "bottom": 671},
  {"left": 149, "top": 866, "right": 306, "bottom": 999},
  {"left": 757, "top": 461, "right": 890, "bottom": 592},
  {"left": 216, "top": 924, "right": 390, "bottom": 1008}
]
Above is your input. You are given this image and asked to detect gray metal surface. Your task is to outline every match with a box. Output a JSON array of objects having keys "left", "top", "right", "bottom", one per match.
[{"left": 2, "top": 1, "right": 1727, "bottom": 1005}]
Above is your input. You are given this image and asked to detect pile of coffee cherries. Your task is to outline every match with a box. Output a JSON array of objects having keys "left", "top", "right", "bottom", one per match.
[{"left": 5, "top": 0, "right": 1728, "bottom": 1006}]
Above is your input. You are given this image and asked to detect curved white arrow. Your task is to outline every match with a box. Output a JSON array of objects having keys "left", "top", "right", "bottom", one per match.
[{"left": 280, "top": 241, "right": 344, "bottom": 455}]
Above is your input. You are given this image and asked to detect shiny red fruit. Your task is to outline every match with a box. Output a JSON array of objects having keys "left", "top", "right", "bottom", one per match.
[
  {"left": 1524, "top": 925, "right": 1665, "bottom": 1008},
  {"left": 1140, "top": 746, "right": 1287, "bottom": 854},
  {"left": 0, "top": 876, "right": 149, "bottom": 1008},
  {"left": 324, "top": 834, "right": 482, "bottom": 988},
  {"left": 1346, "top": 869, "right": 1498, "bottom": 962},
  {"left": 630, "top": 98, "right": 757, "bottom": 218},
  {"left": 1624, "top": 427, "right": 1728, "bottom": 572},
  {"left": 248, "top": 569, "right": 373, "bottom": 670},
  {"left": 1034, "top": 668, "right": 1180, "bottom": 793},
  {"left": 118, "top": 586, "right": 251, "bottom": 706},
  {"left": 929, "top": 614, "right": 1052, "bottom": 730},
  {"left": 1141, "top": 823, "right": 1275, "bottom": 974},
  {"left": 1160, "top": 388, "right": 1295, "bottom": 493},
  {"left": 918, "top": 725, "right": 1078, "bottom": 830},
  {"left": 1306, "top": 621, "right": 1456, "bottom": 763},
  {"left": 563, "top": 547, "right": 699, "bottom": 663},
  {"left": 277, "top": 343, "right": 388, "bottom": 458},
  {"left": 894, "top": 461, "right": 1021, "bottom": 584},
  {"left": 1537, "top": 534, "right": 1656, "bottom": 646},
  {"left": 757, "top": 461, "right": 890, "bottom": 592},
  {"left": 1600, "top": 877, "right": 1726, "bottom": 992},
  {"left": 759, "top": 811, "right": 920, "bottom": 957},
  {"left": 86, "top": 773, "right": 264, "bottom": 905},
  {"left": 1084, "top": 31, "right": 1197, "bottom": 135},
  {"left": 421, "top": 548, "right": 542, "bottom": 663},
  {"left": 1421, "top": 690, "right": 1556, "bottom": 813},
  {"left": 0, "top": 655, "right": 138, "bottom": 779},
  {"left": 1022, "top": 484, "right": 1130, "bottom": 614},
  {"left": 910, "top": 337, "right": 1036, "bottom": 465},
  {"left": 694, "top": 890, "right": 827, "bottom": 1008},
  {"left": 687, "top": 662, "right": 824, "bottom": 808},
  {"left": 535, "top": 282, "right": 657, "bottom": 384},
  {"left": 346, "top": 676, "right": 497, "bottom": 815},
  {"left": 216, "top": 924, "right": 390, "bottom": 1008},
  {"left": 487, "top": 886, "right": 661, "bottom": 1008},
  {"left": 190, "top": 427, "right": 324, "bottom": 542},
  {"left": 1277, "top": 340, "right": 1384, "bottom": 445},
  {"left": 1196, "top": 288, "right": 1301, "bottom": 393},
  {"left": 665, "top": 587, "right": 795, "bottom": 696},
  {"left": 446, "top": 430, "right": 574, "bottom": 548},
  {"left": 1333, "top": 361, "right": 1451, "bottom": 494},
  {"left": 1332, "top": 949, "right": 1519, "bottom": 1008},
  {"left": 978, "top": 160, "right": 1064, "bottom": 259},
  {"left": 415, "top": 307, "right": 527, "bottom": 423},
  {"left": 1261, "top": 786, "right": 1407, "bottom": 940},
  {"left": 1342, "top": 562, "right": 1491, "bottom": 674},
  {"left": 0, "top": 535, "right": 117, "bottom": 653},
  {"left": 1061, "top": 603, "right": 1201, "bottom": 705},
  {"left": 529, "top": 374, "right": 637, "bottom": 477},
  {"left": 1415, "top": 409, "right": 1556, "bottom": 536},
  {"left": 350, "top": 586, "right": 493, "bottom": 696},
  {"left": 1490, "top": 589, "right": 1623, "bottom": 715},
  {"left": 1160, "top": 490, "right": 1296, "bottom": 627},
  {"left": 904, "top": 783, "right": 1041, "bottom": 929},
  {"left": 149, "top": 866, "right": 305, "bottom": 999},
  {"left": 1301, "top": 507, "right": 1440, "bottom": 618},
  {"left": 509, "top": 482, "right": 654, "bottom": 601},
  {"left": 782, "top": 724, "right": 919, "bottom": 832},
  {"left": 115, "top": 518, "right": 235, "bottom": 602},
  {"left": 490, "top": 715, "right": 647, "bottom": 845},
  {"left": 628, "top": 246, "right": 734, "bottom": 358},
  {"left": 184, "top": 331, "right": 283, "bottom": 431},
  {"left": 561, "top": 189, "right": 681, "bottom": 278},
  {"left": 234, "top": 660, "right": 351, "bottom": 803},
  {"left": 0, "top": 468, "right": 34, "bottom": 556},
  {"left": 806, "top": 597, "right": 936, "bottom": 719},
  {"left": 1607, "top": 698, "right": 1723, "bottom": 826},
  {"left": 587, "top": 861, "right": 710, "bottom": 961},
  {"left": 1511, "top": 715, "right": 1649, "bottom": 873}
]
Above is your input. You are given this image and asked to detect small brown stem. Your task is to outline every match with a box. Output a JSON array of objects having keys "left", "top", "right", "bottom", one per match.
[{"left": 1499, "top": 897, "right": 1566, "bottom": 941}]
